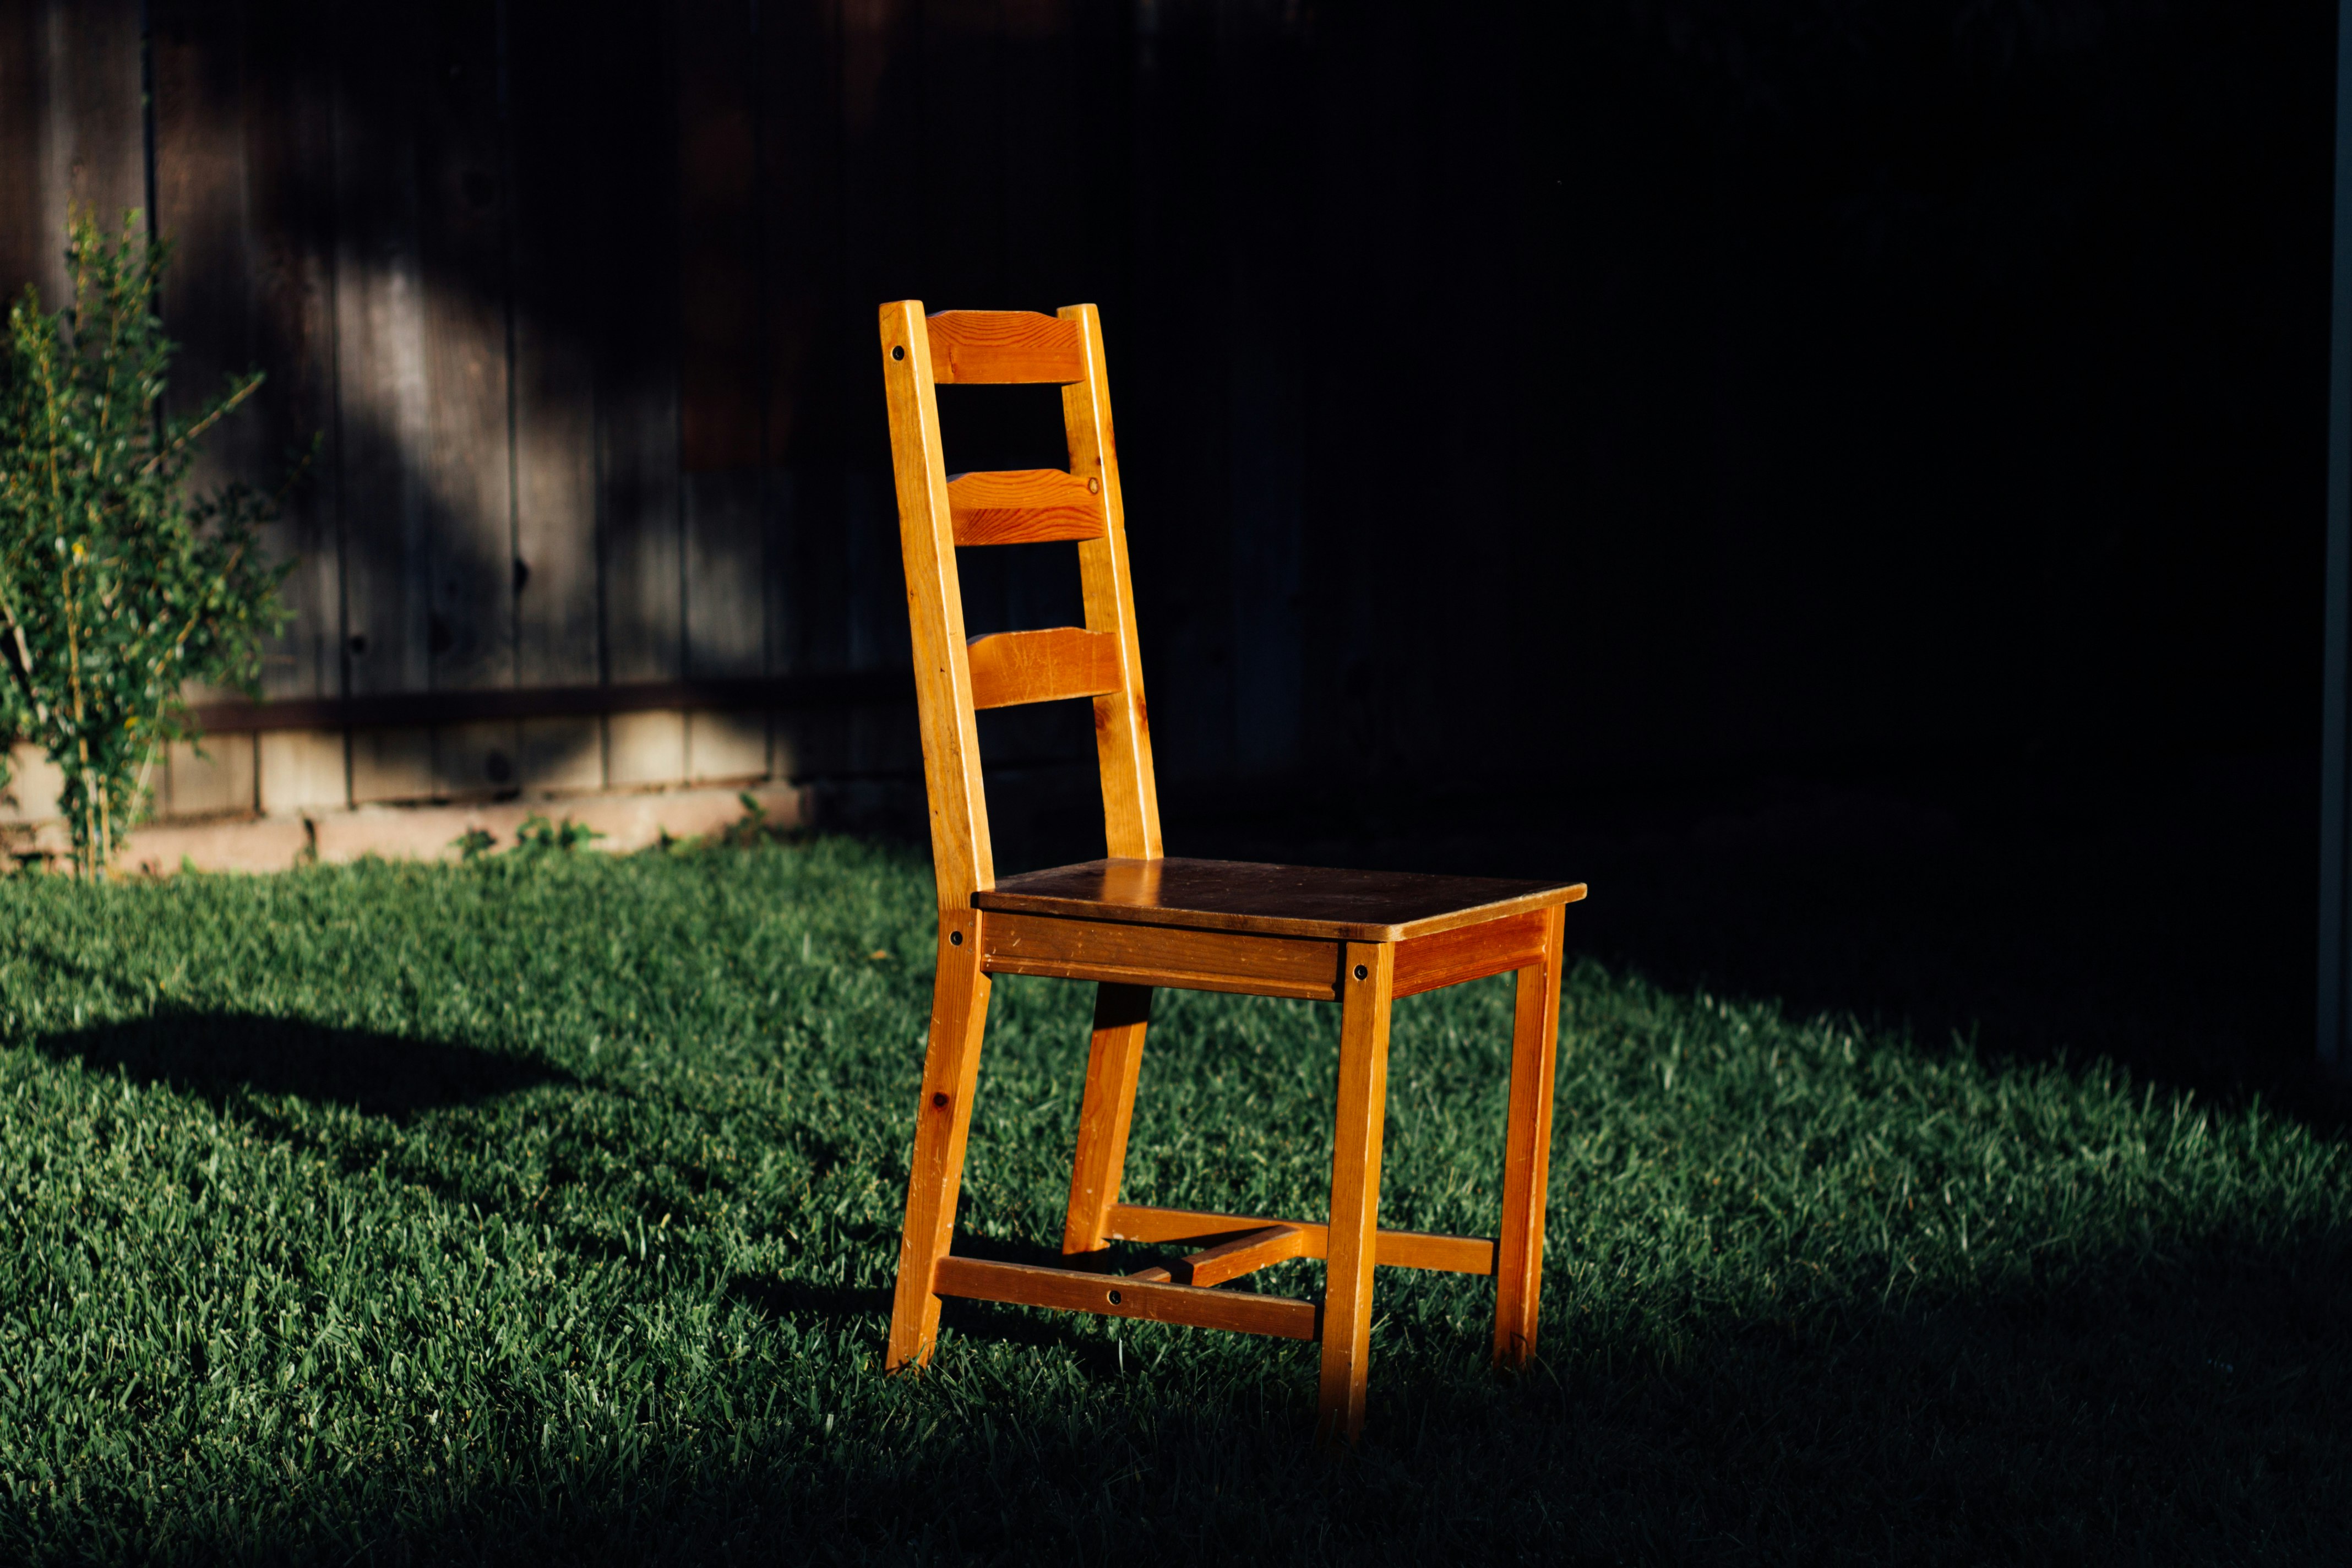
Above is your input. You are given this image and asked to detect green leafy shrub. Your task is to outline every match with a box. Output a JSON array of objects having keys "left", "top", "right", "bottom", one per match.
[
  {"left": 712, "top": 788, "right": 798, "bottom": 848},
  {"left": 0, "top": 210, "right": 292, "bottom": 876}
]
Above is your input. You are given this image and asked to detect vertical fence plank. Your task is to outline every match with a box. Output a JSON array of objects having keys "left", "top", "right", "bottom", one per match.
[
  {"left": 334, "top": 5, "right": 434, "bottom": 804},
  {"left": 761, "top": 0, "right": 852, "bottom": 790},
  {"left": 839, "top": 0, "right": 927, "bottom": 797},
  {"left": 246, "top": 0, "right": 347, "bottom": 814},
  {"left": 1357, "top": 2, "right": 1516, "bottom": 787},
  {"left": 507, "top": 0, "right": 604, "bottom": 793},
  {"left": 0, "top": 4, "right": 44, "bottom": 304},
  {"left": 0, "top": 10, "right": 50, "bottom": 843},
  {"left": 680, "top": 0, "right": 770, "bottom": 784},
  {"left": 2321, "top": 0, "right": 2352, "bottom": 1079},
  {"left": 1124, "top": 0, "right": 1235, "bottom": 788},
  {"left": 152, "top": 0, "right": 257, "bottom": 481},
  {"left": 151, "top": 0, "right": 262, "bottom": 819},
  {"left": 32, "top": 0, "right": 145, "bottom": 303},
  {"left": 999, "top": 0, "right": 1088, "bottom": 301},
  {"left": 598, "top": 0, "right": 687, "bottom": 788},
  {"left": 1485, "top": 0, "right": 1566, "bottom": 788},
  {"left": 1217, "top": 1, "right": 1305, "bottom": 782},
  {"left": 417, "top": 0, "right": 518, "bottom": 801},
  {"left": 0, "top": 13, "right": 44, "bottom": 840}
]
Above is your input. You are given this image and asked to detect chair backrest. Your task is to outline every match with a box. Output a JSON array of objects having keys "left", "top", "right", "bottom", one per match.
[{"left": 878, "top": 301, "right": 1162, "bottom": 912}]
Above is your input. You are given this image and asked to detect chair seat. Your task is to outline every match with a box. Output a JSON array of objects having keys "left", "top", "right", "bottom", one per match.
[{"left": 973, "top": 856, "right": 1586, "bottom": 943}]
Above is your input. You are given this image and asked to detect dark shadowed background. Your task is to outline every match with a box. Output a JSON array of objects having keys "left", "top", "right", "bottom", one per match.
[{"left": 0, "top": 0, "right": 2334, "bottom": 1103}]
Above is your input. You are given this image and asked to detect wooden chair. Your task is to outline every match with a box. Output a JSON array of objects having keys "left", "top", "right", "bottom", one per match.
[{"left": 876, "top": 300, "right": 1587, "bottom": 1444}]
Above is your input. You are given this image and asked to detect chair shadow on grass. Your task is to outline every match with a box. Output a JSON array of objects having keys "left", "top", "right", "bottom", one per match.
[
  {"left": 726, "top": 1273, "right": 892, "bottom": 1325},
  {"left": 731, "top": 1222, "right": 1281, "bottom": 1380},
  {"left": 724, "top": 1226, "right": 1139, "bottom": 1379},
  {"left": 31, "top": 1011, "right": 574, "bottom": 1118}
]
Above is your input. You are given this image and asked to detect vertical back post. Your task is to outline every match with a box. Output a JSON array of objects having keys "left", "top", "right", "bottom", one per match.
[
  {"left": 2321, "top": 0, "right": 2352, "bottom": 1079},
  {"left": 879, "top": 300, "right": 994, "bottom": 908},
  {"left": 1060, "top": 303, "right": 1163, "bottom": 860}
]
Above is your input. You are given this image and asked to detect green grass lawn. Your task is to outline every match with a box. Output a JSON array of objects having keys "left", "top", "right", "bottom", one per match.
[{"left": 0, "top": 836, "right": 2344, "bottom": 1563}]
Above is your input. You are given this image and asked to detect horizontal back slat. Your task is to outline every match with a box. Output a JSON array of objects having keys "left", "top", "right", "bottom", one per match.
[
  {"left": 950, "top": 469, "right": 1108, "bottom": 545},
  {"left": 967, "top": 626, "right": 1122, "bottom": 709},
  {"left": 927, "top": 310, "right": 1087, "bottom": 384}
]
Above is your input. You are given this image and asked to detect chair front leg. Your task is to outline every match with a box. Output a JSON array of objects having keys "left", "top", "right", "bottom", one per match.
[
  {"left": 1062, "top": 982, "right": 1153, "bottom": 1256},
  {"left": 886, "top": 907, "right": 994, "bottom": 1370},
  {"left": 1318, "top": 939, "right": 1396, "bottom": 1446},
  {"left": 1493, "top": 903, "right": 1567, "bottom": 1368}
]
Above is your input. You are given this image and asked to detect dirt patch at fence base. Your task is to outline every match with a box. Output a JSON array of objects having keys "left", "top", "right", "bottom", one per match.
[{"left": 94, "top": 782, "right": 808, "bottom": 875}]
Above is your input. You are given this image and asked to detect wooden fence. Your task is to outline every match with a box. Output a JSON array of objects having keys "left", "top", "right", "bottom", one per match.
[
  {"left": 0, "top": 0, "right": 1582, "bottom": 865},
  {"left": 9, "top": 2, "right": 2294, "bottom": 872},
  {"left": 0, "top": 0, "right": 1380, "bottom": 837}
]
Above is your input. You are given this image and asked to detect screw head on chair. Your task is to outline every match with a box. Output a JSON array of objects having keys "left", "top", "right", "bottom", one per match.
[
  {"left": 1354, "top": 963, "right": 1369, "bottom": 981},
  {"left": 950, "top": 929, "right": 963, "bottom": 945}
]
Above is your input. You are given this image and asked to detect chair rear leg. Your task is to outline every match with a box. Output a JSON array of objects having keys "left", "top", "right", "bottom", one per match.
[
  {"left": 1318, "top": 941, "right": 1395, "bottom": 1446},
  {"left": 1061, "top": 982, "right": 1153, "bottom": 1256},
  {"left": 1493, "top": 904, "right": 1567, "bottom": 1368},
  {"left": 886, "top": 908, "right": 994, "bottom": 1370}
]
